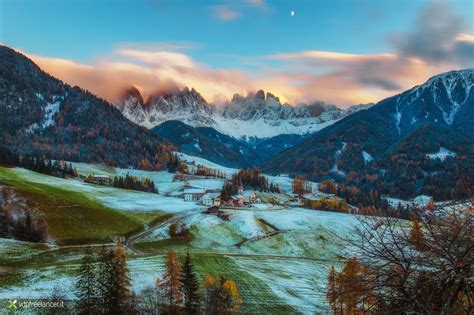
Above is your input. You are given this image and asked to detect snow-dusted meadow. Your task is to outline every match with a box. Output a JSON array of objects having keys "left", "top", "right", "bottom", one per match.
[{"left": 0, "top": 154, "right": 387, "bottom": 313}]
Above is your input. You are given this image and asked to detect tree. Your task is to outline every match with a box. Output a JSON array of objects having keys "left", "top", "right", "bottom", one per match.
[
  {"left": 158, "top": 251, "right": 183, "bottom": 313},
  {"left": 319, "top": 179, "right": 337, "bottom": 194},
  {"left": 326, "top": 266, "right": 338, "bottom": 313},
  {"left": 293, "top": 176, "right": 311, "bottom": 195},
  {"left": 114, "top": 240, "right": 133, "bottom": 313},
  {"left": 203, "top": 273, "right": 242, "bottom": 314},
  {"left": 97, "top": 247, "right": 119, "bottom": 314},
  {"left": 335, "top": 201, "right": 474, "bottom": 314},
  {"left": 75, "top": 247, "right": 98, "bottom": 315},
  {"left": 409, "top": 215, "right": 424, "bottom": 249},
  {"left": 180, "top": 253, "right": 201, "bottom": 314}
]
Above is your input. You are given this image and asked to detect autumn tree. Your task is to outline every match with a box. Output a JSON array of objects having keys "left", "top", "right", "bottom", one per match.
[
  {"left": 158, "top": 251, "right": 183, "bottom": 313},
  {"left": 203, "top": 273, "right": 242, "bottom": 314},
  {"left": 326, "top": 266, "right": 338, "bottom": 314},
  {"left": 319, "top": 179, "right": 337, "bottom": 194},
  {"left": 292, "top": 176, "right": 311, "bottom": 195},
  {"left": 335, "top": 201, "right": 474, "bottom": 314},
  {"left": 326, "top": 257, "right": 375, "bottom": 314},
  {"left": 96, "top": 242, "right": 134, "bottom": 314},
  {"left": 409, "top": 215, "right": 424, "bottom": 249},
  {"left": 114, "top": 240, "right": 134, "bottom": 312}
]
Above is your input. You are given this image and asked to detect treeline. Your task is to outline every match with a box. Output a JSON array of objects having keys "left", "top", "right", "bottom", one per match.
[
  {"left": 0, "top": 145, "right": 77, "bottom": 178},
  {"left": 319, "top": 176, "right": 390, "bottom": 215},
  {"left": 74, "top": 244, "right": 242, "bottom": 314},
  {"left": 195, "top": 164, "right": 226, "bottom": 178},
  {"left": 221, "top": 168, "right": 280, "bottom": 201},
  {"left": 167, "top": 154, "right": 226, "bottom": 179},
  {"left": 304, "top": 197, "right": 349, "bottom": 212},
  {"left": 111, "top": 174, "right": 158, "bottom": 194},
  {"left": 292, "top": 176, "right": 312, "bottom": 195}
]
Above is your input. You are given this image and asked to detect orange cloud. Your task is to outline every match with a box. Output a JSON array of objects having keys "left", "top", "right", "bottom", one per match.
[
  {"left": 23, "top": 39, "right": 469, "bottom": 109},
  {"left": 25, "top": 47, "right": 254, "bottom": 105}
]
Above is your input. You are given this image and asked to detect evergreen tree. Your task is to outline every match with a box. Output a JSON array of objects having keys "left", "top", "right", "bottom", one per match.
[
  {"left": 180, "top": 253, "right": 201, "bottom": 314},
  {"left": 97, "top": 247, "right": 120, "bottom": 314},
  {"left": 75, "top": 247, "right": 98, "bottom": 315}
]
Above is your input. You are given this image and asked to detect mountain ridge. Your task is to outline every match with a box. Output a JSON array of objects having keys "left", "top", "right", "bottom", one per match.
[
  {"left": 0, "top": 45, "right": 171, "bottom": 169},
  {"left": 118, "top": 86, "right": 372, "bottom": 140},
  {"left": 264, "top": 68, "right": 474, "bottom": 200}
]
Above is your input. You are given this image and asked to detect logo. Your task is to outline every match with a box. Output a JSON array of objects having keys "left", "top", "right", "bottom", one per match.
[{"left": 7, "top": 299, "right": 17, "bottom": 310}]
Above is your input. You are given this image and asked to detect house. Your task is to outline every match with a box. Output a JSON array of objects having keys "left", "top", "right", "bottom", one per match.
[
  {"left": 286, "top": 193, "right": 302, "bottom": 205},
  {"left": 230, "top": 195, "right": 244, "bottom": 207},
  {"left": 87, "top": 174, "right": 111, "bottom": 185},
  {"left": 183, "top": 188, "right": 206, "bottom": 202},
  {"left": 242, "top": 190, "right": 257, "bottom": 204},
  {"left": 201, "top": 193, "right": 221, "bottom": 207}
]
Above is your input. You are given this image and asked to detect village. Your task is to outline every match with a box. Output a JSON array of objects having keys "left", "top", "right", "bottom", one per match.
[{"left": 82, "top": 167, "right": 350, "bottom": 213}]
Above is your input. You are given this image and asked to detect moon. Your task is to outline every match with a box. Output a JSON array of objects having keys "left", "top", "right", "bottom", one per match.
[{"left": 291, "top": 10, "right": 295, "bottom": 16}]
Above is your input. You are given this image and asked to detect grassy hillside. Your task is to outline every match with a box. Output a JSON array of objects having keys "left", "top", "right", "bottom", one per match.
[{"left": 0, "top": 167, "right": 167, "bottom": 244}]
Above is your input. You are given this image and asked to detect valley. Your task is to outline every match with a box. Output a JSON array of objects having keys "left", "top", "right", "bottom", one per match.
[{"left": 0, "top": 156, "right": 358, "bottom": 313}]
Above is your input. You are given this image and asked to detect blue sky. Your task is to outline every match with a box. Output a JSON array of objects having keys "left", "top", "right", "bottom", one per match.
[{"left": 1, "top": 0, "right": 473, "bottom": 106}]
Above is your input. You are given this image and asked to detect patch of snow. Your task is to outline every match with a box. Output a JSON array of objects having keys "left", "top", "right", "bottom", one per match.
[
  {"left": 362, "top": 151, "right": 374, "bottom": 165},
  {"left": 193, "top": 142, "right": 202, "bottom": 152},
  {"left": 426, "top": 147, "right": 456, "bottom": 161},
  {"left": 228, "top": 211, "right": 266, "bottom": 239},
  {"left": 42, "top": 101, "right": 61, "bottom": 128},
  {"left": 175, "top": 152, "right": 238, "bottom": 178}
]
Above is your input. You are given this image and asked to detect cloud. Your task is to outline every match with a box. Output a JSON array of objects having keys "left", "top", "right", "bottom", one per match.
[
  {"left": 26, "top": 45, "right": 254, "bottom": 105},
  {"left": 20, "top": 2, "right": 474, "bottom": 109},
  {"left": 247, "top": 0, "right": 265, "bottom": 6},
  {"left": 210, "top": 0, "right": 269, "bottom": 21},
  {"left": 257, "top": 52, "right": 455, "bottom": 106},
  {"left": 391, "top": 1, "right": 474, "bottom": 67},
  {"left": 212, "top": 5, "right": 240, "bottom": 21}
]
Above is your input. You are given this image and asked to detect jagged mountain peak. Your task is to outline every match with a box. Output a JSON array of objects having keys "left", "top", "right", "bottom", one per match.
[{"left": 389, "top": 68, "right": 473, "bottom": 134}]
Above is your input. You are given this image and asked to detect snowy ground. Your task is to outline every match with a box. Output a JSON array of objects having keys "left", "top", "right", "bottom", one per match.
[
  {"left": 7, "top": 168, "right": 202, "bottom": 213},
  {"left": 0, "top": 207, "right": 356, "bottom": 313},
  {"left": 0, "top": 156, "right": 378, "bottom": 313}
]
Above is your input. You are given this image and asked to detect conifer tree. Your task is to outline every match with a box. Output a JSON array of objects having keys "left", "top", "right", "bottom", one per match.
[
  {"left": 97, "top": 247, "right": 120, "bottom": 314},
  {"left": 180, "top": 253, "right": 201, "bottom": 314},
  {"left": 114, "top": 240, "right": 134, "bottom": 313},
  {"left": 158, "top": 251, "right": 183, "bottom": 313},
  {"left": 327, "top": 266, "right": 337, "bottom": 314},
  {"left": 409, "top": 215, "right": 424, "bottom": 249},
  {"left": 75, "top": 247, "right": 98, "bottom": 315}
]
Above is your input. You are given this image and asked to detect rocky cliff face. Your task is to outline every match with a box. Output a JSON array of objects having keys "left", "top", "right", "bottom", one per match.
[{"left": 118, "top": 87, "right": 370, "bottom": 140}]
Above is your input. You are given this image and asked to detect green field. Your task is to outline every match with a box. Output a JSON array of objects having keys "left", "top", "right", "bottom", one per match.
[{"left": 0, "top": 167, "right": 167, "bottom": 244}]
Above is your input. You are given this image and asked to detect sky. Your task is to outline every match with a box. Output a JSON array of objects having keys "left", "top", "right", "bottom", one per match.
[{"left": 1, "top": 0, "right": 473, "bottom": 107}]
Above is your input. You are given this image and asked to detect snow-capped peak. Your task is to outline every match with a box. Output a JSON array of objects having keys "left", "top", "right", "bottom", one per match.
[
  {"left": 392, "top": 68, "right": 473, "bottom": 134},
  {"left": 118, "top": 87, "right": 371, "bottom": 139}
]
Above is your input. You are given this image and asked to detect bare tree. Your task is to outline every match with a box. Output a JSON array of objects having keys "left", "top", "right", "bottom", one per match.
[{"left": 331, "top": 200, "right": 473, "bottom": 314}]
